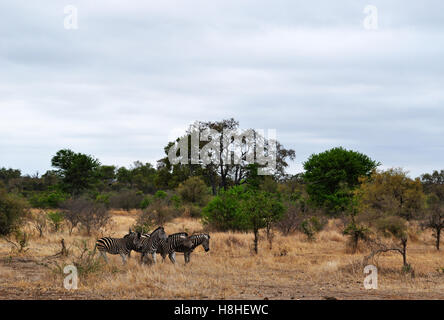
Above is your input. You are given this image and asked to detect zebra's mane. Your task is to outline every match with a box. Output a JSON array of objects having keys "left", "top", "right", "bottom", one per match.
[
  {"left": 169, "top": 232, "right": 188, "bottom": 238},
  {"left": 191, "top": 233, "right": 210, "bottom": 239},
  {"left": 150, "top": 226, "right": 164, "bottom": 236}
]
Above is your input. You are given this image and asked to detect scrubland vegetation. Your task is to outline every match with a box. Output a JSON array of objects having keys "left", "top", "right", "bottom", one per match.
[{"left": 1, "top": 119, "right": 444, "bottom": 299}]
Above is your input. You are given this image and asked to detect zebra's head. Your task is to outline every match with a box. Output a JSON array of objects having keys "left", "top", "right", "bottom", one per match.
[
  {"left": 137, "top": 226, "right": 167, "bottom": 251},
  {"left": 124, "top": 229, "right": 142, "bottom": 249},
  {"left": 202, "top": 234, "right": 210, "bottom": 252}
]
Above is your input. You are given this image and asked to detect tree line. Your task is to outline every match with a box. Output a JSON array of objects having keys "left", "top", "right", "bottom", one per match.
[{"left": 0, "top": 118, "right": 443, "bottom": 268}]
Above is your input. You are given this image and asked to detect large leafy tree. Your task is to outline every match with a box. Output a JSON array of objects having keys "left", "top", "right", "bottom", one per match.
[
  {"left": 159, "top": 118, "right": 295, "bottom": 195},
  {"left": 51, "top": 149, "right": 101, "bottom": 195},
  {"left": 303, "top": 147, "right": 379, "bottom": 213}
]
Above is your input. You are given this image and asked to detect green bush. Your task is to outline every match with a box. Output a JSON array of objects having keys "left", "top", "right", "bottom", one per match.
[
  {"left": 29, "top": 190, "right": 68, "bottom": 209},
  {"left": 176, "top": 176, "right": 209, "bottom": 205},
  {"left": 202, "top": 186, "right": 246, "bottom": 231},
  {"left": 109, "top": 189, "right": 143, "bottom": 211},
  {"left": 154, "top": 190, "right": 168, "bottom": 199},
  {"left": 300, "top": 216, "right": 326, "bottom": 241},
  {"left": 0, "top": 190, "right": 29, "bottom": 236},
  {"left": 95, "top": 193, "right": 111, "bottom": 208},
  {"left": 139, "top": 195, "right": 152, "bottom": 210},
  {"left": 47, "top": 211, "right": 65, "bottom": 232}
]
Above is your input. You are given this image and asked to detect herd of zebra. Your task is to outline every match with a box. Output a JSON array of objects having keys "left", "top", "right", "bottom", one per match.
[{"left": 95, "top": 227, "right": 211, "bottom": 265}]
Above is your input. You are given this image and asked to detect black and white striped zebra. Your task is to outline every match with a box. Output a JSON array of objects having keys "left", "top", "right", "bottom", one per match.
[
  {"left": 95, "top": 229, "right": 141, "bottom": 264},
  {"left": 157, "top": 232, "right": 193, "bottom": 264},
  {"left": 175, "top": 233, "right": 211, "bottom": 264},
  {"left": 137, "top": 226, "right": 168, "bottom": 264}
]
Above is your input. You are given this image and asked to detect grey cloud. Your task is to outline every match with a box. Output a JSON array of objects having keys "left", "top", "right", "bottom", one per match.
[{"left": 0, "top": 0, "right": 443, "bottom": 177}]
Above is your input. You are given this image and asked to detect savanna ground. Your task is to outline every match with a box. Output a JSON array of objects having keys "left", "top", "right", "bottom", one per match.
[{"left": 0, "top": 210, "right": 443, "bottom": 300}]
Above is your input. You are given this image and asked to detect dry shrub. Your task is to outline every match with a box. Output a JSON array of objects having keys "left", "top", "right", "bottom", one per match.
[
  {"left": 225, "top": 235, "right": 245, "bottom": 248},
  {"left": 338, "top": 259, "right": 363, "bottom": 276}
]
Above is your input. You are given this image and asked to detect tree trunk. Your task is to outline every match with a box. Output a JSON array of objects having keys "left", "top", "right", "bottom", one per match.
[
  {"left": 352, "top": 234, "right": 358, "bottom": 254},
  {"left": 253, "top": 228, "right": 259, "bottom": 254},
  {"left": 436, "top": 228, "right": 441, "bottom": 251},
  {"left": 266, "top": 223, "right": 273, "bottom": 250},
  {"left": 401, "top": 238, "right": 408, "bottom": 266}
]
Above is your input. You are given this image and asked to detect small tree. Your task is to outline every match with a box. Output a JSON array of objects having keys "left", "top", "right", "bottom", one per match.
[
  {"left": 300, "top": 216, "right": 326, "bottom": 241},
  {"left": 275, "top": 200, "right": 304, "bottom": 235},
  {"left": 421, "top": 193, "right": 444, "bottom": 250},
  {"left": 342, "top": 196, "right": 369, "bottom": 253},
  {"left": 365, "top": 216, "right": 410, "bottom": 271},
  {"left": 63, "top": 197, "right": 110, "bottom": 236},
  {"left": 203, "top": 186, "right": 284, "bottom": 253},
  {"left": 30, "top": 210, "right": 48, "bottom": 237},
  {"left": 77, "top": 201, "right": 110, "bottom": 236},
  {"left": 62, "top": 199, "right": 82, "bottom": 235},
  {"left": 237, "top": 190, "right": 284, "bottom": 254},
  {"left": 0, "top": 189, "right": 28, "bottom": 236},
  {"left": 177, "top": 176, "right": 209, "bottom": 205},
  {"left": 47, "top": 211, "right": 65, "bottom": 232},
  {"left": 202, "top": 186, "right": 246, "bottom": 231}
]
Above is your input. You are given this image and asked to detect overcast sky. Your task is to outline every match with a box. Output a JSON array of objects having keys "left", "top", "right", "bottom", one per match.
[{"left": 0, "top": 1, "right": 443, "bottom": 178}]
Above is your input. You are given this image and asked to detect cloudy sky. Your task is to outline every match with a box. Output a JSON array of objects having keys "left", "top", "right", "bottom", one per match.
[{"left": 0, "top": 0, "right": 443, "bottom": 177}]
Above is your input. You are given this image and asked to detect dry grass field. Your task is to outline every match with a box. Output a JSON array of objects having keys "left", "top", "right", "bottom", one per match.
[{"left": 0, "top": 210, "right": 443, "bottom": 300}]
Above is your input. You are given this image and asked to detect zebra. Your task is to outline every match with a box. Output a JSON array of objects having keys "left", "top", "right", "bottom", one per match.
[
  {"left": 136, "top": 226, "right": 168, "bottom": 264},
  {"left": 95, "top": 229, "right": 142, "bottom": 264},
  {"left": 157, "top": 232, "right": 194, "bottom": 264},
  {"left": 175, "top": 233, "right": 211, "bottom": 264},
  {"left": 130, "top": 232, "right": 151, "bottom": 255}
]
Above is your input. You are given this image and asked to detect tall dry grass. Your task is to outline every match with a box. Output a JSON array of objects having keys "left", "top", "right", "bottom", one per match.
[{"left": 1, "top": 210, "right": 444, "bottom": 299}]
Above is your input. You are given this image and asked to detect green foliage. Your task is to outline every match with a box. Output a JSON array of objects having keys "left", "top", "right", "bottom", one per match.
[
  {"left": 170, "top": 194, "right": 182, "bottom": 209},
  {"left": 203, "top": 185, "right": 284, "bottom": 235},
  {"left": 176, "top": 176, "right": 209, "bottom": 205},
  {"left": 109, "top": 189, "right": 143, "bottom": 211},
  {"left": 202, "top": 185, "right": 248, "bottom": 231},
  {"left": 95, "top": 193, "right": 111, "bottom": 208},
  {"left": 0, "top": 190, "right": 29, "bottom": 236},
  {"left": 0, "top": 167, "right": 21, "bottom": 186},
  {"left": 343, "top": 221, "right": 368, "bottom": 252},
  {"left": 357, "top": 169, "right": 425, "bottom": 221},
  {"left": 139, "top": 195, "right": 152, "bottom": 210},
  {"left": 137, "top": 190, "right": 182, "bottom": 227},
  {"left": 185, "top": 204, "right": 202, "bottom": 218},
  {"left": 47, "top": 211, "right": 65, "bottom": 232},
  {"left": 155, "top": 190, "right": 168, "bottom": 199},
  {"left": 303, "top": 147, "right": 379, "bottom": 213},
  {"left": 29, "top": 190, "right": 68, "bottom": 208},
  {"left": 375, "top": 216, "right": 408, "bottom": 240},
  {"left": 300, "top": 216, "right": 325, "bottom": 241},
  {"left": 51, "top": 149, "right": 101, "bottom": 195}
]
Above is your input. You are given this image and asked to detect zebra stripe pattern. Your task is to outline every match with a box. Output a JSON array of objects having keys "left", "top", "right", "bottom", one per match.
[
  {"left": 175, "top": 233, "right": 211, "bottom": 264},
  {"left": 137, "top": 226, "right": 168, "bottom": 264},
  {"left": 95, "top": 230, "right": 141, "bottom": 264},
  {"left": 158, "top": 232, "right": 193, "bottom": 264}
]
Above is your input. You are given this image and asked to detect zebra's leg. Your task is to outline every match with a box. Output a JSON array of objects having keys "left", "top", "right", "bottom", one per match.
[
  {"left": 120, "top": 253, "right": 128, "bottom": 265},
  {"left": 140, "top": 252, "right": 145, "bottom": 264},
  {"left": 100, "top": 251, "right": 108, "bottom": 264},
  {"left": 168, "top": 252, "right": 176, "bottom": 264},
  {"left": 184, "top": 252, "right": 190, "bottom": 264},
  {"left": 152, "top": 252, "right": 157, "bottom": 264}
]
